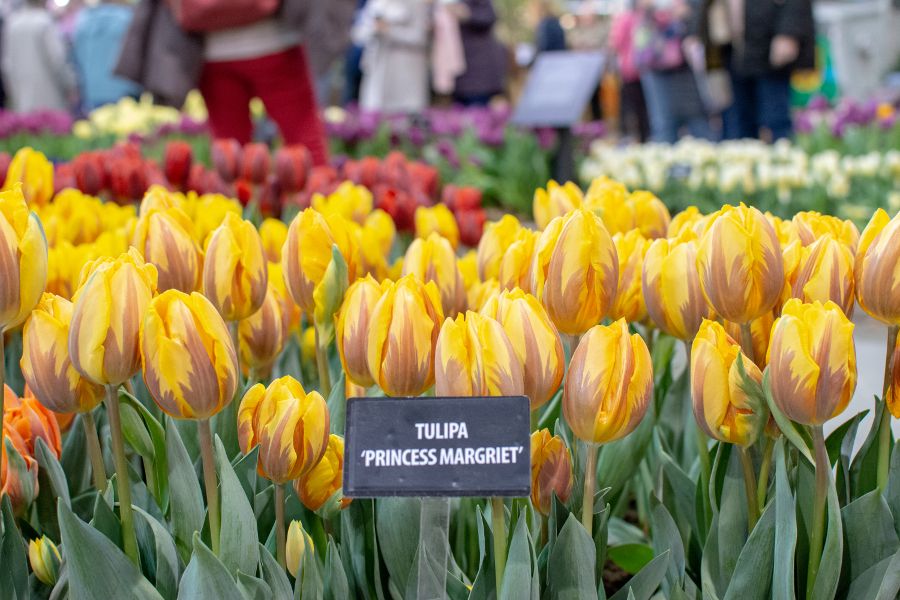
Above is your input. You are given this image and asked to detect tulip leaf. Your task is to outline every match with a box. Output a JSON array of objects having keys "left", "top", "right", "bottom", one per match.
[
  {"left": 4, "top": 437, "right": 37, "bottom": 510},
  {"left": 212, "top": 394, "right": 241, "bottom": 459},
  {"left": 61, "top": 414, "right": 91, "bottom": 495},
  {"left": 375, "top": 497, "right": 420, "bottom": 591},
  {"left": 722, "top": 501, "right": 775, "bottom": 600},
  {"left": 120, "top": 400, "right": 154, "bottom": 459},
  {"left": 608, "top": 549, "right": 670, "bottom": 600},
  {"left": 216, "top": 437, "right": 260, "bottom": 577},
  {"left": 809, "top": 474, "right": 843, "bottom": 600},
  {"left": 133, "top": 506, "right": 181, "bottom": 600},
  {"left": 608, "top": 544, "right": 655, "bottom": 574},
  {"left": 340, "top": 499, "right": 381, "bottom": 600},
  {"left": 165, "top": 418, "right": 205, "bottom": 563},
  {"left": 597, "top": 411, "right": 654, "bottom": 497},
  {"left": 327, "top": 373, "right": 347, "bottom": 436},
  {"left": 120, "top": 390, "right": 169, "bottom": 513},
  {"left": 324, "top": 538, "right": 351, "bottom": 600},
  {"left": 844, "top": 550, "right": 900, "bottom": 600},
  {"left": 0, "top": 496, "right": 28, "bottom": 600},
  {"left": 888, "top": 445, "right": 900, "bottom": 539},
  {"left": 772, "top": 441, "right": 797, "bottom": 600},
  {"left": 701, "top": 450, "right": 746, "bottom": 599},
  {"left": 92, "top": 487, "right": 122, "bottom": 547},
  {"left": 649, "top": 501, "right": 687, "bottom": 592},
  {"left": 236, "top": 571, "right": 272, "bottom": 600},
  {"left": 840, "top": 490, "right": 899, "bottom": 582},
  {"left": 824, "top": 409, "right": 867, "bottom": 466},
  {"left": 178, "top": 533, "right": 243, "bottom": 600},
  {"left": 36, "top": 437, "right": 71, "bottom": 509},
  {"left": 500, "top": 514, "right": 533, "bottom": 600},
  {"left": 295, "top": 535, "right": 323, "bottom": 600},
  {"left": 57, "top": 500, "right": 164, "bottom": 600},
  {"left": 547, "top": 514, "right": 596, "bottom": 598},
  {"left": 762, "top": 371, "right": 814, "bottom": 466},
  {"left": 258, "top": 543, "right": 293, "bottom": 600},
  {"left": 849, "top": 398, "right": 887, "bottom": 499}
]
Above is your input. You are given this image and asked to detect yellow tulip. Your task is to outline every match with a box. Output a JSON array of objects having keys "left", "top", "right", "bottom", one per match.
[
  {"left": 458, "top": 249, "right": 479, "bottom": 290},
  {"left": 792, "top": 211, "right": 859, "bottom": 250},
  {"left": 28, "top": 536, "right": 61, "bottom": 586},
  {"left": 259, "top": 218, "right": 288, "bottom": 263},
  {"left": 610, "top": 230, "right": 651, "bottom": 322},
  {"left": 139, "top": 185, "right": 183, "bottom": 216},
  {"left": 0, "top": 186, "right": 48, "bottom": 331},
  {"left": 691, "top": 320, "right": 765, "bottom": 447},
  {"left": 724, "top": 311, "right": 774, "bottom": 368},
  {"left": 697, "top": 203, "right": 784, "bottom": 324},
  {"left": 530, "top": 429, "right": 573, "bottom": 515},
  {"left": 415, "top": 204, "right": 459, "bottom": 249},
  {"left": 3, "top": 148, "right": 53, "bottom": 207},
  {"left": 300, "top": 326, "right": 316, "bottom": 365},
  {"left": 766, "top": 212, "right": 801, "bottom": 250},
  {"left": 855, "top": 209, "right": 900, "bottom": 324},
  {"left": 667, "top": 206, "right": 705, "bottom": 238},
  {"left": 239, "top": 281, "right": 290, "bottom": 373},
  {"left": 467, "top": 278, "right": 500, "bottom": 313},
  {"left": 481, "top": 288, "right": 564, "bottom": 409},
  {"left": 434, "top": 311, "right": 523, "bottom": 396},
  {"left": 69, "top": 248, "right": 158, "bottom": 386},
  {"left": 498, "top": 230, "right": 538, "bottom": 293},
  {"left": 589, "top": 188, "right": 670, "bottom": 239},
  {"left": 336, "top": 275, "right": 387, "bottom": 387},
  {"left": 312, "top": 182, "right": 373, "bottom": 224},
  {"left": 363, "top": 209, "right": 396, "bottom": 257},
  {"left": 285, "top": 520, "right": 314, "bottom": 579},
  {"left": 21, "top": 293, "right": 104, "bottom": 414},
  {"left": 184, "top": 193, "right": 242, "bottom": 245},
  {"left": 295, "top": 434, "right": 349, "bottom": 512},
  {"left": 767, "top": 299, "right": 856, "bottom": 426},
  {"left": 38, "top": 189, "right": 108, "bottom": 246},
  {"left": 367, "top": 275, "right": 444, "bottom": 396},
  {"left": 563, "top": 319, "right": 653, "bottom": 444},
  {"left": 582, "top": 176, "right": 630, "bottom": 232},
  {"left": 402, "top": 233, "right": 466, "bottom": 317},
  {"left": 533, "top": 208, "right": 618, "bottom": 335},
  {"left": 237, "top": 376, "right": 329, "bottom": 483},
  {"left": 202, "top": 212, "right": 267, "bottom": 321},
  {"left": 268, "top": 262, "right": 301, "bottom": 332},
  {"left": 132, "top": 207, "right": 202, "bottom": 293},
  {"left": 788, "top": 236, "right": 855, "bottom": 315},
  {"left": 533, "top": 180, "right": 582, "bottom": 230},
  {"left": 477, "top": 215, "right": 522, "bottom": 280}
]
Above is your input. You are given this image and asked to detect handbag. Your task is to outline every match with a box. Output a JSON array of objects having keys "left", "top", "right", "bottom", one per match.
[{"left": 166, "top": 0, "right": 280, "bottom": 32}]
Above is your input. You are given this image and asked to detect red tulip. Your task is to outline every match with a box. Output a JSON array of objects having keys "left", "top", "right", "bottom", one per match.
[{"left": 164, "top": 141, "right": 193, "bottom": 189}]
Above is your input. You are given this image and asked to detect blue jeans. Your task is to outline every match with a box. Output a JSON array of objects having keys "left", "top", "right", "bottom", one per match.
[
  {"left": 724, "top": 71, "right": 793, "bottom": 140},
  {"left": 641, "top": 70, "right": 711, "bottom": 143}
]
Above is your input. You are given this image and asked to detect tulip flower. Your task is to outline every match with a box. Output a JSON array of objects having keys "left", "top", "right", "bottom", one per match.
[
  {"left": 533, "top": 208, "right": 618, "bottom": 335},
  {"left": 259, "top": 218, "right": 288, "bottom": 263},
  {"left": 415, "top": 204, "right": 460, "bottom": 249},
  {"left": 3, "top": 385, "right": 62, "bottom": 459},
  {"left": 336, "top": 275, "right": 387, "bottom": 387},
  {"left": 610, "top": 230, "right": 651, "bottom": 323},
  {"left": 363, "top": 209, "right": 396, "bottom": 257},
  {"left": 697, "top": 203, "right": 784, "bottom": 324},
  {"left": 312, "top": 182, "right": 373, "bottom": 224},
  {"left": 1, "top": 422, "right": 38, "bottom": 514},
  {"left": 403, "top": 232, "right": 466, "bottom": 317},
  {"left": 533, "top": 180, "right": 582, "bottom": 230},
  {"left": 285, "top": 520, "right": 315, "bottom": 578},
  {"left": 724, "top": 311, "right": 773, "bottom": 368},
  {"left": 667, "top": 206, "right": 705, "bottom": 238},
  {"left": 467, "top": 279, "right": 500, "bottom": 313},
  {"left": 788, "top": 236, "right": 855, "bottom": 315},
  {"left": 765, "top": 212, "right": 801, "bottom": 250},
  {"left": 3, "top": 147, "right": 53, "bottom": 207},
  {"left": 435, "top": 311, "right": 523, "bottom": 397},
  {"left": 367, "top": 275, "right": 444, "bottom": 396},
  {"left": 792, "top": 211, "right": 859, "bottom": 250},
  {"left": 239, "top": 282, "right": 290, "bottom": 375},
  {"left": 28, "top": 536, "right": 61, "bottom": 586},
  {"left": 139, "top": 185, "right": 182, "bottom": 216},
  {"left": 498, "top": 230, "right": 538, "bottom": 293},
  {"left": 185, "top": 193, "right": 242, "bottom": 245},
  {"left": 459, "top": 249, "right": 478, "bottom": 290},
  {"left": 530, "top": 429, "right": 573, "bottom": 515},
  {"left": 295, "top": 434, "right": 349, "bottom": 513},
  {"left": 477, "top": 215, "right": 523, "bottom": 281},
  {"left": 586, "top": 186, "right": 670, "bottom": 239},
  {"left": 132, "top": 207, "right": 203, "bottom": 293},
  {"left": 481, "top": 288, "right": 564, "bottom": 410},
  {"left": 0, "top": 186, "right": 48, "bottom": 332},
  {"left": 855, "top": 209, "right": 900, "bottom": 324},
  {"left": 268, "top": 262, "right": 301, "bottom": 332},
  {"left": 202, "top": 212, "right": 268, "bottom": 322}
]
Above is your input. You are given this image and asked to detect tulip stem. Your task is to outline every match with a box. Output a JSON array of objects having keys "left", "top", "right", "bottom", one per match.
[
  {"left": 877, "top": 325, "right": 898, "bottom": 493},
  {"left": 739, "top": 323, "right": 756, "bottom": 365},
  {"left": 314, "top": 325, "right": 332, "bottom": 398},
  {"left": 757, "top": 436, "right": 775, "bottom": 510},
  {"left": 275, "top": 485, "right": 287, "bottom": 568},
  {"left": 738, "top": 447, "right": 758, "bottom": 531},
  {"left": 229, "top": 321, "right": 241, "bottom": 381},
  {"left": 104, "top": 385, "right": 140, "bottom": 565},
  {"left": 82, "top": 410, "right": 108, "bottom": 492},
  {"left": 198, "top": 418, "right": 220, "bottom": 555},
  {"left": 687, "top": 340, "right": 712, "bottom": 529},
  {"left": 491, "top": 496, "right": 506, "bottom": 591},
  {"left": 807, "top": 426, "right": 829, "bottom": 599},
  {"left": 581, "top": 443, "right": 598, "bottom": 533}
]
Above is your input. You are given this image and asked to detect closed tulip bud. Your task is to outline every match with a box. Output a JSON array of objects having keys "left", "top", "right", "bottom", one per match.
[
  {"left": 3, "top": 147, "right": 53, "bottom": 207},
  {"left": 498, "top": 229, "right": 538, "bottom": 293},
  {"left": 202, "top": 212, "right": 268, "bottom": 321},
  {"left": 724, "top": 311, "right": 774, "bottom": 368},
  {"left": 691, "top": 320, "right": 766, "bottom": 447},
  {"left": 275, "top": 145, "right": 312, "bottom": 192},
  {"left": 138, "top": 186, "right": 182, "bottom": 216},
  {"left": 533, "top": 208, "right": 618, "bottom": 335},
  {"left": 458, "top": 250, "right": 478, "bottom": 289},
  {"left": 70, "top": 248, "right": 158, "bottom": 386},
  {"left": 697, "top": 203, "right": 784, "bottom": 324},
  {"left": 282, "top": 208, "right": 358, "bottom": 315},
  {"left": 4, "top": 385, "right": 62, "bottom": 458},
  {"left": 0, "top": 186, "right": 48, "bottom": 331},
  {"left": 285, "top": 520, "right": 315, "bottom": 579},
  {"left": 435, "top": 311, "right": 523, "bottom": 396},
  {"left": 789, "top": 236, "right": 855, "bottom": 315},
  {"left": 477, "top": 215, "right": 523, "bottom": 280},
  {"left": 28, "top": 536, "right": 61, "bottom": 586},
  {"left": 239, "top": 282, "right": 290, "bottom": 372},
  {"left": 481, "top": 288, "right": 564, "bottom": 409},
  {"left": 590, "top": 188, "right": 670, "bottom": 238},
  {"left": 21, "top": 294, "right": 104, "bottom": 415},
  {"left": 1, "top": 422, "right": 39, "bottom": 513},
  {"left": 467, "top": 279, "right": 500, "bottom": 312},
  {"left": 792, "top": 211, "right": 859, "bottom": 250},
  {"left": 886, "top": 334, "right": 900, "bottom": 418},
  {"left": 855, "top": 209, "right": 900, "bottom": 324},
  {"left": 563, "top": 319, "right": 653, "bottom": 444},
  {"left": 140, "top": 290, "right": 238, "bottom": 419},
  {"left": 363, "top": 209, "right": 396, "bottom": 257},
  {"left": 667, "top": 206, "right": 704, "bottom": 238},
  {"left": 367, "top": 275, "right": 444, "bottom": 396},
  {"left": 132, "top": 207, "right": 202, "bottom": 293},
  {"left": 403, "top": 233, "right": 466, "bottom": 317},
  {"left": 610, "top": 230, "right": 651, "bottom": 322},
  {"left": 268, "top": 262, "right": 301, "bottom": 331},
  {"left": 530, "top": 429, "right": 573, "bottom": 515},
  {"left": 336, "top": 275, "right": 387, "bottom": 387},
  {"left": 295, "top": 434, "right": 349, "bottom": 513},
  {"left": 259, "top": 218, "right": 288, "bottom": 263},
  {"left": 415, "top": 204, "right": 460, "bottom": 249},
  {"left": 533, "top": 180, "right": 582, "bottom": 230},
  {"left": 768, "top": 299, "right": 856, "bottom": 426},
  {"left": 237, "top": 376, "right": 329, "bottom": 483}
]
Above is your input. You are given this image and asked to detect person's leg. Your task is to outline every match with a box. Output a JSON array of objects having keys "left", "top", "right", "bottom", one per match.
[
  {"left": 727, "top": 71, "right": 759, "bottom": 139},
  {"left": 199, "top": 61, "right": 254, "bottom": 144},
  {"left": 633, "top": 80, "right": 651, "bottom": 142},
  {"left": 757, "top": 71, "right": 793, "bottom": 140},
  {"left": 641, "top": 72, "right": 676, "bottom": 143}
]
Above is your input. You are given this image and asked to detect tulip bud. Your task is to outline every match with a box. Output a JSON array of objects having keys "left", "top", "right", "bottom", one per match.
[
  {"left": 239, "top": 143, "right": 270, "bottom": 184},
  {"left": 164, "top": 141, "right": 193, "bottom": 189},
  {"left": 477, "top": 215, "right": 523, "bottom": 281},
  {"left": 467, "top": 278, "right": 500, "bottom": 313},
  {"left": 1, "top": 422, "right": 38, "bottom": 513},
  {"left": 139, "top": 185, "right": 182, "bottom": 216},
  {"left": 788, "top": 236, "right": 855, "bottom": 315},
  {"left": 0, "top": 186, "right": 48, "bottom": 331},
  {"left": 239, "top": 282, "right": 290, "bottom": 373},
  {"left": 3, "top": 147, "right": 53, "bottom": 207},
  {"left": 724, "top": 311, "right": 773, "bottom": 368},
  {"left": 140, "top": 290, "right": 238, "bottom": 419},
  {"left": 70, "top": 248, "right": 158, "bottom": 385},
  {"left": 259, "top": 218, "right": 288, "bottom": 263},
  {"left": 268, "top": 262, "right": 301, "bottom": 331},
  {"left": 237, "top": 376, "right": 329, "bottom": 483},
  {"left": 275, "top": 146, "right": 312, "bottom": 192},
  {"left": 533, "top": 208, "right": 618, "bottom": 335},
  {"left": 627, "top": 190, "right": 671, "bottom": 239},
  {"left": 530, "top": 429, "right": 573, "bottom": 515},
  {"left": 768, "top": 299, "right": 856, "bottom": 426},
  {"left": 336, "top": 275, "right": 387, "bottom": 387},
  {"left": 855, "top": 209, "right": 900, "bottom": 324},
  {"left": 363, "top": 209, "right": 396, "bottom": 258},
  {"left": 367, "top": 275, "right": 444, "bottom": 396},
  {"left": 459, "top": 250, "right": 478, "bottom": 289},
  {"left": 4, "top": 385, "right": 62, "bottom": 458},
  {"left": 21, "top": 294, "right": 104, "bottom": 415},
  {"left": 697, "top": 203, "right": 784, "bottom": 324},
  {"left": 691, "top": 320, "right": 766, "bottom": 447},
  {"left": 202, "top": 212, "right": 268, "bottom": 322},
  {"left": 186, "top": 193, "right": 242, "bottom": 245},
  {"left": 498, "top": 230, "right": 538, "bottom": 293},
  {"left": 533, "top": 180, "right": 582, "bottom": 230},
  {"left": 886, "top": 334, "right": 900, "bottom": 418},
  {"left": 481, "top": 288, "right": 564, "bottom": 409},
  {"left": 610, "top": 230, "right": 651, "bottom": 322},
  {"left": 414, "top": 204, "right": 460, "bottom": 249},
  {"left": 28, "top": 536, "right": 61, "bottom": 586},
  {"left": 435, "top": 311, "right": 523, "bottom": 396},
  {"left": 313, "top": 182, "right": 373, "bottom": 225},
  {"left": 295, "top": 434, "right": 349, "bottom": 513},
  {"left": 403, "top": 233, "right": 466, "bottom": 317},
  {"left": 792, "top": 211, "right": 859, "bottom": 250},
  {"left": 563, "top": 319, "right": 653, "bottom": 443},
  {"left": 132, "top": 207, "right": 203, "bottom": 293},
  {"left": 285, "top": 520, "right": 315, "bottom": 579},
  {"left": 667, "top": 206, "right": 706, "bottom": 238}
]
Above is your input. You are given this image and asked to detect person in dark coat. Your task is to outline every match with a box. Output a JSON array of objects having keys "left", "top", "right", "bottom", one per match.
[
  {"left": 453, "top": 0, "right": 506, "bottom": 106},
  {"left": 531, "top": 0, "right": 566, "bottom": 54},
  {"left": 695, "top": 0, "right": 815, "bottom": 139}
]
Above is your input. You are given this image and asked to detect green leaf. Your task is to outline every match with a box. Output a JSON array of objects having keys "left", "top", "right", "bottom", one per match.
[
  {"left": 120, "top": 400, "right": 154, "bottom": 458},
  {"left": 824, "top": 410, "right": 867, "bottom": 465},
  {"left": 772, "top": 441, "right": 797, "bottom": 600},
  {"left": 844, "top": 550, "right": 900, "bottom": 600},
  {"left": 597, "top": 414, "right": 655, "bottom": 497},
  {"left": 236, "top": 571, "right": 272, "bottom": 600},
  {"left": 723, "top": 501, "right": 776, "bottom": 600},
  {"left": 547, "top": 514, "right": 596, "bottom": 598},
  {"left": 609, "top": 550, "right": 670, "bottom": 600},
  {"left": 649, "top": 502, "right": 686, "bottom": 591},
  {"left": 57, "top": 501, "right": 163, "bottom": 600},
  {"left": 500, "top": 514, "right": 533, "bottom": 600},
  {"left": 35, "top": 437, "right": 71, "bottom": 508},
  {"left": 340, "top": 500, "right": 380, "bottom": 600},
  {"left": 165, "top": 418, "right": 204, "bottom": 563},
  {"left": 61, "top": 414, "right": 91, "bottom": 496},
  {"left": 327, "top": 373, "right": 347, "bottom": 436},
  {"left": 840, "top": 490, "right": 900, "bottom": 581},
  {"left": 295, "top": 537, "right": 323, "bottom": 600},
  {"left": 375, "top": 498, "right": 420, "bottom": 591},
  {"left": 91, "top": 488, "right": 122, "bottom": 547},
  {"left": 212, "top": 394, "right": 240, "bottom": 459},
  {"left": 133, "top": 506, "right": 181, "bottom": 600},
  {"left": 324, "top": 538, "right": 350, "bottom": 600},
  {"left": 608, "top": 544, "right": 655, "bottom": 575},
  {"left": 120, "top": 391, "right": 169, "bottom": 512},
  {"left": 216, "top": 437, "right": 260, "bottom": 577},
  {"left": 178, "top": 533, "right": 243, "bottom": 600},
  {"left": 849, "top": 398, "right": 886, "bottom": 498},
  {"left": 4, "top": 438, "right": 36, "bottom": 509},
  {"left": 810, "top": 478, "right": 843, "bottom": 600},
  {"left": 763, "top": 371, "right": 813, "bottom": 466},
  {"left": 887, "top": 444, "right": 900, "bottom": 539},
  {"left": 258, "top": 543, "right": 292, "bottom": 599},
  {"left": 0, "top": 496, "right": 28, "bottom": 600}
]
